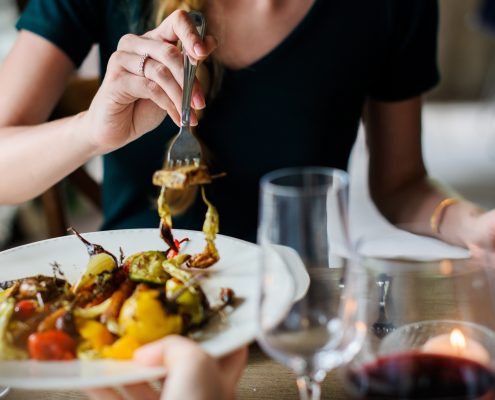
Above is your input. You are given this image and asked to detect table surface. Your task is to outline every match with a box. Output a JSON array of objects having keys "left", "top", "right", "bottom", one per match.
[{"left": 5, "top": 344, "right": 345, "bottom": 400}]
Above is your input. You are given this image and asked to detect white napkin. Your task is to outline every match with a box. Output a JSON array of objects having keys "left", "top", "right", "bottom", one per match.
[{"left": 347, "top": 129, "right": 470, "bottom": 261}]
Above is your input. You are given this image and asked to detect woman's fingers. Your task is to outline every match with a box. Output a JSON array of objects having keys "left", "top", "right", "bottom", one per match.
[
  {"left": 85, "top": 383, "right": 159, "bottom": 400},
  {"left": 218, "top": 347, "right": 248, "bottom": 399},
  {"left": 106, "top": 51, "right": 202, "bottom": 126},
  {"left": 113, "top": 51, "right": 182, "bottom": 113},
  {"left": 118, "top": 35, "right": 183, "bottom": 82},
  {"left": 134, "top": 335, "right": 197, "bottom": 367},
  {"left": 116, "top": 35, "right": 206, "bottom": 112},
  {"left": 84, "top": 388, "right": 124, "bottom": 400},
  {"left": 145, "top": 10, "right": 217, "bottom": 61},
  {"left": 120, "top": 382, "right": 161, "bottom": 400}
]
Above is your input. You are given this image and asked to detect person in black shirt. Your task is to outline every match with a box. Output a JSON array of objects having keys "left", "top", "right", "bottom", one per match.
[
  {"left": 0, "top": 2, "right": 493, "bottom": 260},
  {"left": 2, "top": 1, "right": 495, "bottom": 397}
]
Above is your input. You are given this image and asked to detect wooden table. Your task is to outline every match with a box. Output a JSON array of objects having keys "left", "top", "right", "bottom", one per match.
[{"left": 5, "top": 344, "right": 346, "bottom": 399}]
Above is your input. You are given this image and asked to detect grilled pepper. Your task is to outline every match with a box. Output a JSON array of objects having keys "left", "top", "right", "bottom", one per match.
[
  {"left": 124, "top": 251, "right": 169, "bottom": 284},
  {"left": 118, "top": 287, "right": 182, "bottom": 344}
]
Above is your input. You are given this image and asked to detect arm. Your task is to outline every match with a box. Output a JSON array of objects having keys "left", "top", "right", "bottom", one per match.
[
  {"left": 365, "top": 97, "right": 485, "bottom": 248},
  {"left": 0, "top": 31, "right": 94, "bottom": 203},
  {"left": 0, "top": 11, "right": 216, "bottom": 205}
]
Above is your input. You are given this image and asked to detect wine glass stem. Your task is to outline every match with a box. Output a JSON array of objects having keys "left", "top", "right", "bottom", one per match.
[{"left": 296, "top": 375, "right": 321, "bottom": 400}]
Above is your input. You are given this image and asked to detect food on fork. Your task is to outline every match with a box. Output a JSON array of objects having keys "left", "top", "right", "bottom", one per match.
[
  {"left": 154, "top": 156, "right": 222, "bottom": 268},
  {"left": 153, "top": 164, "right": 212, "bottom": 190}
]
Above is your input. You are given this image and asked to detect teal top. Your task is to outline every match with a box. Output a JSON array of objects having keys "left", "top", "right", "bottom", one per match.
[{"left": 17, "top": 0, "right": 439, "bottom": 242}]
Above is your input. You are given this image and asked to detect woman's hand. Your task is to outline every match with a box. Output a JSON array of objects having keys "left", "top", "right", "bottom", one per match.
[
  {"left": 86, "top": 336, "right": 248, "bottom": 400},
  {"left": 83, "top": 10, "right": 217, "bottom": 155},
  {"left": 463, "top": 209, "right": 495, "bottom": 265}
]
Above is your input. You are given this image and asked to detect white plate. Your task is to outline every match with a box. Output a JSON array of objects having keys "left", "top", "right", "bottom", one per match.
[{"left": 0, "top": 229, "right": 263, "bottom": 390}]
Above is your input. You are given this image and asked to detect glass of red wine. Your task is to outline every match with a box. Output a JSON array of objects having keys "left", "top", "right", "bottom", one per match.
[
  {"left": 257, "top": 167, "right": 367, "bottom": 400},
  {"left": 340, "top": 256, "right": 495, "bottom": 400}
]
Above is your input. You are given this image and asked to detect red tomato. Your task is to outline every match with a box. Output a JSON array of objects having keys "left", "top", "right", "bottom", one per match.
[
  {"left": 14, "top": 300, "right": 37, "bottom": 320},
  {"left": 27, "top": 330, "right": 77, "bottom": 361}
]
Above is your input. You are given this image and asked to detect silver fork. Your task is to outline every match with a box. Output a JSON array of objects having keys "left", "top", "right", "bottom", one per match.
[
  {"left": 372, "top": 273, "right": 396, "bottom": 338},
  {"left": 165, "top": 11, "right": 206, "bottom": 168}
]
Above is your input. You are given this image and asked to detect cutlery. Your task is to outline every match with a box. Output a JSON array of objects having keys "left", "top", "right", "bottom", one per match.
[
  {"left": 165, "top": 11, "right": 206, "bottom": 168},
  {"left": 372, "top": 273, "right": 395, "bottom": 338}
]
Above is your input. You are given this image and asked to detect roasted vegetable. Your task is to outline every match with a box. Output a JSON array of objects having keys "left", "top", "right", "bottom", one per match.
[
  {"left": 74, "top": 253, "right": 117, "bottom": 293},
  {"left": 101, "top": 335, "right": 141, "bottom": 360},
  {"left": 0, "top": 298, "right": 28, "bottom": 360},
  {"left": 69, "top": 228, "right": 119, "bottom": 293},
  {"left": 13, "top": 300, "right": 37, "bottom": 321},
  {"left": 162, "top": 254, "right": 193, "bottom": 283},
  {"left": 74, "top": 298, "right": 112, "bottom": 319},
  {"left": 18, "top": 276, "right": 70, "bottom": 302},
  {"left": 118, "top": 287, "right": 183, "bottom": 344},
  {"left": 188, "top": 187, "right": 220, "bottom": 269},
  {"left": 152, "top": 164, "right": 212, "bottom": 190},
  {"left": 124, "top": 251, "right": 169, "bottom": 284},
  {"left": 27, "top": 330, "right": 76, "bottom": 361},
  {"left": 100, "top": 279, "right": 135, "bottom": 324},
  {"left": 37, "top": 307, "right": 67, "bottom": 332},
  {"left": 78, "top": 320, "right": 114, "bottom": 351},
  {"left": 157, "top": 185, "right": 178, "bottom": 252},
  {"left": 166, "top": 279, "right": 205, "bottom": 326}
]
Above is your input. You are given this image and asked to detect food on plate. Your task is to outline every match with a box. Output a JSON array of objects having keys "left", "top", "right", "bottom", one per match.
[
  {"left": 0, "top": 227, "right": 234, "bottom": 361},
  {"left": 0, "top": 159, "right": 231, "bottom": 361}
]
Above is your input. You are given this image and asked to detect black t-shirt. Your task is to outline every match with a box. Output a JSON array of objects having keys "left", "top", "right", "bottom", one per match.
[{"left": 17, "top": 0, "right": 439, "bottom": 242}]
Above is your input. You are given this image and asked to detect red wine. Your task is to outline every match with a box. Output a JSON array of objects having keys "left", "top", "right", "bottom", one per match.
[{"left": 346, "top": 352, "right": 495, "bottom": 399}]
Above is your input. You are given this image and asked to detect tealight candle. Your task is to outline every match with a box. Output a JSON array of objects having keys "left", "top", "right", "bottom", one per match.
[{"left": 422, "top": 328, "right": 490, "bottom": 365}]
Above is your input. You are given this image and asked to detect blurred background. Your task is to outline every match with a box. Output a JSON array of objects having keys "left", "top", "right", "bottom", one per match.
[{"left": 1, "top": 0, "right": 495, "bottom": 250}]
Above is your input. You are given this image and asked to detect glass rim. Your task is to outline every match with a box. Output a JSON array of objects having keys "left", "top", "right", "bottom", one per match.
[{"left": 260, "top": 166, "right": 349, "bottom": 196}]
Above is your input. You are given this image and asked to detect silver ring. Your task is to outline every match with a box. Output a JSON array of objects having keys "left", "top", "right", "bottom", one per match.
[{"left": 137, "top": 53, "right": 148, "bottom": 76}]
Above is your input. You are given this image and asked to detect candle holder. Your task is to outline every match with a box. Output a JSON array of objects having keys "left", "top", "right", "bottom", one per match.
[{"left": 379, "top": 320, "right": 495, "bottom": 366}]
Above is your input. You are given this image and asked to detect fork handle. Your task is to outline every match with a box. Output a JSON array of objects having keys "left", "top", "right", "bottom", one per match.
[{"left": 181, "top": 11, "right": 206, "bottom": 127}]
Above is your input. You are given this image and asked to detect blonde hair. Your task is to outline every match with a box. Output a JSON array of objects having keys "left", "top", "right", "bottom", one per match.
[
  {"left": 153, "top": 0, "right": 221, "bottom": 216},
  {"left": 154, "top": 0, "right": 205, "bottom": 26}
]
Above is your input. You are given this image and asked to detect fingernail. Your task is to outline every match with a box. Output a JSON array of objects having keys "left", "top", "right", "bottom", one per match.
[
  {"left": 191, "top": 110, "right": 198, "bottom": 126},
  {"left": 193, "top": 94, "right": 205, "bottom": 109},
  {"left": 194, "top": 43, "right": 206, "bottom": 57}
]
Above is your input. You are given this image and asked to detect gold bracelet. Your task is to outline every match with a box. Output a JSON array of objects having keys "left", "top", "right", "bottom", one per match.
[{"left": 430, "top": 197, "right": 461, "bottom": 235}]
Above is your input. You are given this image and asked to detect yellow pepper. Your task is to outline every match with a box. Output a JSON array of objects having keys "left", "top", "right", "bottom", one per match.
[
  {"left": 166, "top": 279, "right": 205, "bottom": 326},
  {"left": 118, "top": 289, "right": 182, "bottom": 344},
  {"left": 101, "top": 335, "right": 141, "bottom": 360},
  {"left": 78, "top": 320, "right": 114, "bottom": 351}
]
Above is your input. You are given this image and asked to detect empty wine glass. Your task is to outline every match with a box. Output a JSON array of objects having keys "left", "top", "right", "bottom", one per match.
[{"left": 257, "top": 167, "right": 366, "bottom": 400}]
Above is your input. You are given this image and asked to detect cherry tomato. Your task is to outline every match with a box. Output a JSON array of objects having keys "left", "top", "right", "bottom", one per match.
[
  {"left": 14, "top": 300, "right": 37, "bottom": 320},
  {"left": 27, "top": 330, "right": 77, "bottom": 360}
]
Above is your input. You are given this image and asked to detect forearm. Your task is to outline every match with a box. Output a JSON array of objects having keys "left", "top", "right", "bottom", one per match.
[
  {"left": 0, "top": 111, "right": 97, "bottom": 204},
  {"left": 374, "top": 175, "right": 485, "bottom": 248}
]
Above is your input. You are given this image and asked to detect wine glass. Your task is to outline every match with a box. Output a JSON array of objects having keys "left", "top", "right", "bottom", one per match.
[
  {"left": 340, "top": 254, "right": 495, "bottom": 400},
  {"left": 257, "top": 167, "right": 367, "bottom": 400}
]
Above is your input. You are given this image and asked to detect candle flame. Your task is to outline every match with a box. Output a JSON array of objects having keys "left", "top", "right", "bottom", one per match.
[{"left": 450, "top": 329, "right": 466, "bottom": 350}]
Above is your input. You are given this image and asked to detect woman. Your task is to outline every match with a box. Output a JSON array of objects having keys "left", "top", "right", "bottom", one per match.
[{"left": 0, "top": 0, "right": 493, "bottom": 249}]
